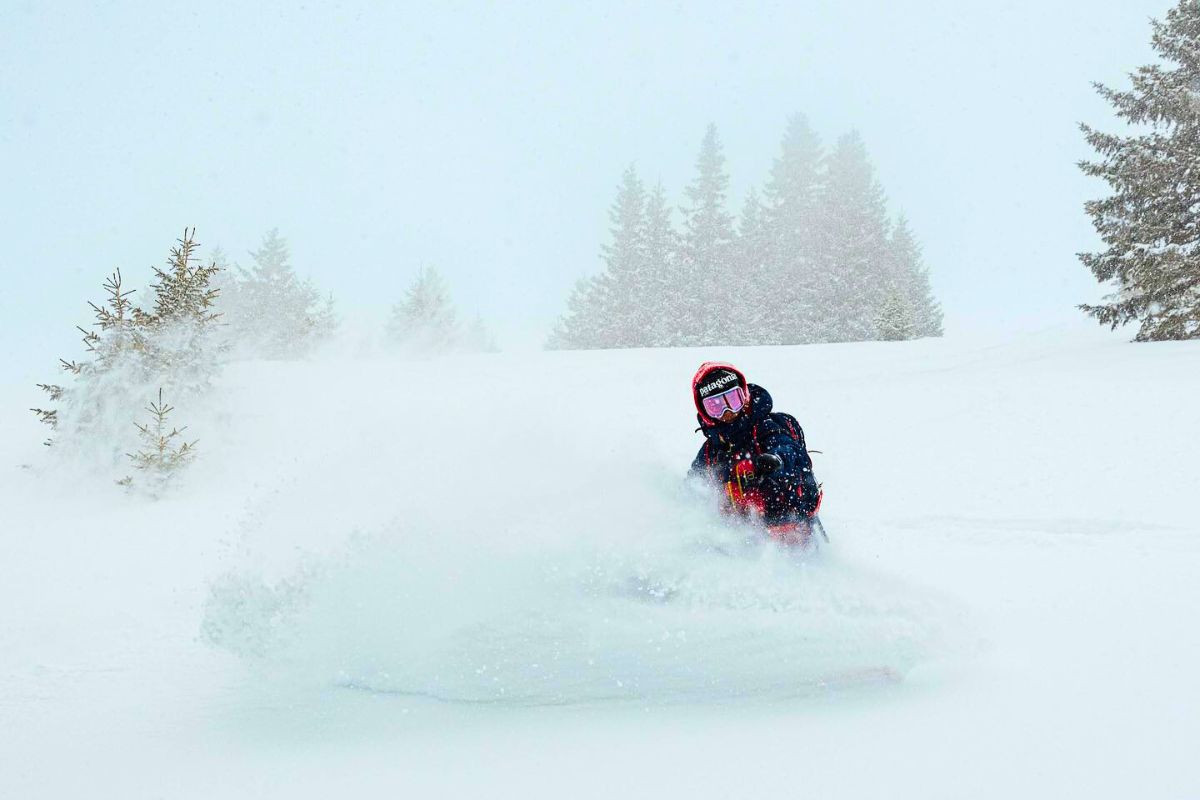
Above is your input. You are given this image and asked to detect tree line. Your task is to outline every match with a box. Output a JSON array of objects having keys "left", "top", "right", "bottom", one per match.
[{"left": 548, "top": 116, "right": 943, "bottom": 349}]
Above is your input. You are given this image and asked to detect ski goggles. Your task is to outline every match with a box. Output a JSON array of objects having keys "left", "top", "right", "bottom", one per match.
[{"left": 701, "top": 385, "right": 748, "bottom": 419}]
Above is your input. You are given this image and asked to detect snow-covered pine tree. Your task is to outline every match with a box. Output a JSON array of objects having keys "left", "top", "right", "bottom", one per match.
[
  {"left": 387, "top": 266, "right": 460, "bottom": 353},
  {"left": 33, "top": 232, "right": 219, "bottom": 476},
  {"left": 33, "top": 269, "right": 148, "bottom": 446},
  {"left": 124, "top": 387, "right": 197, "bottom": 491},
  {"left": 763, "top": 114, "right": 825, "bottom": 344},
  {"left": 84, "top": 269, "right": 145, "bottom": 368},
  {"left": 817, "top": 132, "right": 893, "bottom": 342},
  {"left": 641, "top": 181, "right": 682, "bottom": 347},
  {"left": 874, "top": 289, "right": 917, "bottom": 341},
  {"left": 225, "top": 229, "right": 337, "bottom": 358},
  {"left": 733, "top": 188, "right": 772, "bottom": 345},
  {"left": 595, "top": 164, "right": 648, "bottom": 347},
  {"left": 679, "top": 124, "right": 736, "bottom": 345},
  {"left": 141, "top": 230, "right": 221, "bottom": 327},
  {"left": 138, "top": 229, "right": 223, "bottom": 396},
  {"left": 546, "top": 276, "right": 603, "bottom": 350},
  {"left": 1078, "top": 0, "right": 1200, "bottom": 340},
  {"left": 311, "top": 292, "right": 337, "bottom": 347},
  {"left": 889, "top": 215, "right": 943, "bottom": 338},
  {"left": 546, "top": 165, "right": 659, "bottom": 349}
]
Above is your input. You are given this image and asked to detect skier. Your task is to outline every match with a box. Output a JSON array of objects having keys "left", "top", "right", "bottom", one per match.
[{"left": 688, "top": 361, "right": 823, "bottom": 544}]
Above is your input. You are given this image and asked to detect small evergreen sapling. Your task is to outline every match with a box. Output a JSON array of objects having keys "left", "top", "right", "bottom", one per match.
[
  {"left": 127, "top": 388, "right": 197, "bottom": 483},
  {"left": 387, "top": 266, "right": 460, "bottom": 352},
  {"left": 874, "top": 290, "right": 917, "bottom": 341}
]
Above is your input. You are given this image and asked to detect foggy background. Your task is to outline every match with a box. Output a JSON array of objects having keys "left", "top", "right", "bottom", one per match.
[{"left": 0, "top": 0, "right": 1168, "bottom": 380}]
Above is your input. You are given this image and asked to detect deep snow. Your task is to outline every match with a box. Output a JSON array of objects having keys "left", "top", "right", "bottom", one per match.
[{"left": 2, "top": 326, "right": 1198, "bottom": 798}]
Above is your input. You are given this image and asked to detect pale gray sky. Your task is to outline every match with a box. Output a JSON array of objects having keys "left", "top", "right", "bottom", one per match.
[{"left": 0, "top": 0, "right": 1171, "bottom": 378}]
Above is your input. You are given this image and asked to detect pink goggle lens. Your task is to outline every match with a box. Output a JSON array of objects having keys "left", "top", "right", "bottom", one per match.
[
  {"left": 702, "top": 386, "right": 746, "bottom": 418},
  {"left": 725, "top": 386, "right": 747, "bottom": 413}
]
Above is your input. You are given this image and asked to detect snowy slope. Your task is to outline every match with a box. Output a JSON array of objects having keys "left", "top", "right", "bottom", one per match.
[{"left": 1, "top": 327, "right": 1198, "bottom": 799}]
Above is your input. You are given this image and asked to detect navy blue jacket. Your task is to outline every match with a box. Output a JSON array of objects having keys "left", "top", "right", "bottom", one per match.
[{"left": 689, "top": 384, "right": 820, "bottom": 523}]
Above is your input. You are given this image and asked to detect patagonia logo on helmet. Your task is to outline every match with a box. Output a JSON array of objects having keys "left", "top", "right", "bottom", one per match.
[{"left": 697, "top": 370, "right": 741, "bottom": 398}]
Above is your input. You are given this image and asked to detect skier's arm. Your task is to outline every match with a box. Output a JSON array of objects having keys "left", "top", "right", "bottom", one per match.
[
  {"left": 761, "top": 424, "right": 812, "bottom": 476},
  {"left": 759, "top": 424, "right": 820, "bottom": 517},
  {"left": 689, "top": 441, "right": 713, "bottom": 479}
]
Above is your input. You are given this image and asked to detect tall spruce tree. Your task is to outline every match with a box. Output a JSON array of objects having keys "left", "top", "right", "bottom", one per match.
[
  {"left": 547, "top": 166, "right": 675, "bottom": 349},
  {"left": 1078, "top": 0, "right": 1200, "bottom": 340},
  {"left": 546, "top": 275, "right": 603, "bottom": 350},
  {"left": 734, "top": 188, "right": 772, "bottom": 345},
  {"left": 641, "top": 181, "right": 681, "bottom": 347},
  {"left": 679, "top": 124, "right": 736, "bottom": 345},
  {"left": 595, "top": 164, "right": 648, "bottom": 347},
  {"left": 544, "top": 167, "right": 640, "bottom": 349},
  {"left": 818, "top": 132, "right": 892, "bottom": 341},
  {"left": 763, "top": 114, "right": 825, "bottom": 344},
  {"left": 889, "top": 215, "right": 943, "bottom": 338}
]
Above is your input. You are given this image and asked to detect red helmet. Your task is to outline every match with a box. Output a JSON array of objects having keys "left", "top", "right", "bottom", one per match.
[{"left": 692, "top": 361, "right": 750, "bottom": 426}]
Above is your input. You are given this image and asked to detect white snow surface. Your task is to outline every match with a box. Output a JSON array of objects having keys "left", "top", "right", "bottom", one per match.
[{"left": 2, "top": 328, "right": 1198, "bottom": 798}]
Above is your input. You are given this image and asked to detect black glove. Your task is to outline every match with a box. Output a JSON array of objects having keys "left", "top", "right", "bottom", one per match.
[{"left": 753, "top": 453, "right": 783, "bottom": 478}]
